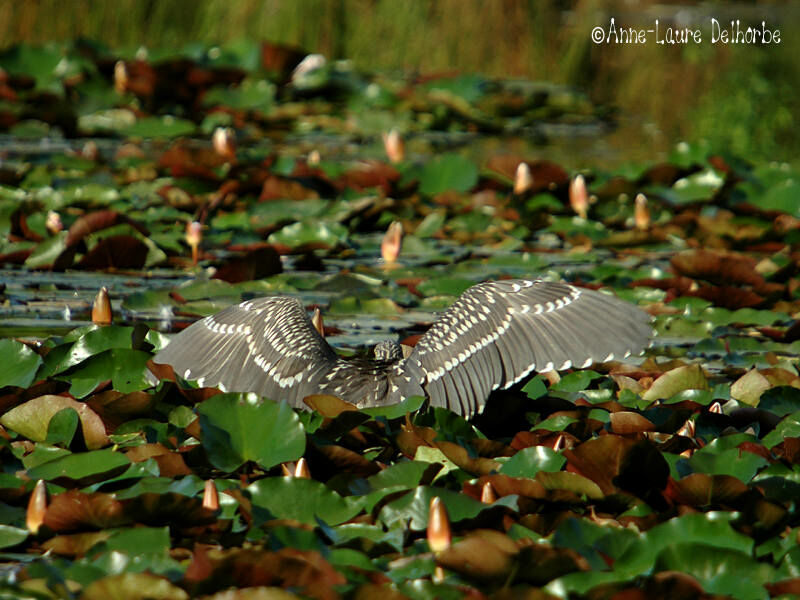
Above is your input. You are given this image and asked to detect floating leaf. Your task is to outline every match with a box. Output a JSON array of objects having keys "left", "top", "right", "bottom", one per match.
[
  {"left": 123, "top": 116, "right": 196, "bottom": 138},
  {"left": 730, "top": 369, "right": 772, "bottom": 407},
  {"left": 81, "top": 572, "right": 189, "bottom": 600},
  {"left": 27, "top": 449, "right": 130, "bottom": 482},
  {"left": 500, "top": 446, "right": 565, "bottom": 478},
  {"left": 196, "top": 393, "right": 305, "bottom": 471},
  {"left": 1, "top": 395, "right": 109, "bottom": 449},
  {"left": 268, "top": 221, "right": 348, "bottom": 248},
  {"left": 418, "top": 153, "right": 479, "bottom": 196},
  {"left": 0, "top": 525, "right": 28, "bottom": 550},
  {"left": 248, "top": 477, "right": 361, "bottom": 526},
  {"left": 0, "top": 339, "right": 42, "bottom": 388},
  {"left": 642, "top": 364, "right": 708, "bottom": 402},
  {"left": 379, "top": 486, "right": 514, "bottom": 531}
]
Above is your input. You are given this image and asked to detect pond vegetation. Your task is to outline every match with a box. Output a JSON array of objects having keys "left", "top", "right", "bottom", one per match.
[{"left": 0, "top": 15, "right": 799, "bottom": 600}]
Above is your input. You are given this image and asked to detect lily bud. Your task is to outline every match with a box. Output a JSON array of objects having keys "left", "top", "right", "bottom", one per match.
[
  {"left": 92, "top": 286, "right": 113, "bottom": 325},
  {"left": 186, "top": 221, "right": 203, "bottom": 265},
  {"left": 26, "top": 480, "right": 47, "bottom": 534},
  {"left": 114, "top": 61, "right": 128, "bottom": 94},
  {"left": 381, "top": 221, "right": 403, "bottom": 264},
  {"left": 676, "top": 419, "right": 695, "bottom": 438},
  {"left": 481, "top": 481, "right": 497, "bottom": 504},
  {"left": 212, "top": 127, "right": 236, "bottom": 161},
  {"left": 202, "top": 480, "right": 219, "bottom": 511},
  {"left": 45, "top": 210, "right": 63, "bottom": 234},
  {"left": 634, "top": 193, "right": 650, "bottom": 230},
  {"left": 383, "top": 129, "right": 405, "bottom": 163},
  {"left": 427, "top": 496, "right": 451, "bottom": 553},
  {"left": 513, "top": 162, "right": 533, "bottom": 195},
  {"left": 294, "top": 457, "right": 311, "bottom": 479},
  {"left": 570, "top": 174, "right": 589, "bottom": 219}
]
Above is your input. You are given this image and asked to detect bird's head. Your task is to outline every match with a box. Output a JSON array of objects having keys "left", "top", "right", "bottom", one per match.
[{"left": 373, "top": 340, "right": 404, "bottom": 362}]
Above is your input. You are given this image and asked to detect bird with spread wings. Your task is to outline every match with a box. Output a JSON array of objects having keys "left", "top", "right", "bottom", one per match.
[{"left": 150, "top": 279, "right": 653, "bottom": 417}]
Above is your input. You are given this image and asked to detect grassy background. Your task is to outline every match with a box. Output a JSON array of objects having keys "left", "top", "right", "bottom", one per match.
[{"left": 0, "top": 0, "right": 797, "bottom": 162}]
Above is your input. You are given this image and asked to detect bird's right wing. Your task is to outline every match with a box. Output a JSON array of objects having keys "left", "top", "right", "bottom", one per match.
[
  {"left": 409, "top": 279, "right": 653, "bottom": 417},
  {"left": 151, "top": 297, "right": 339, "bottom": 407}
]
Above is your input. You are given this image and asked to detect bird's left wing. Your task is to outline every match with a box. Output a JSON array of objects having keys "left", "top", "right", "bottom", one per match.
[
  {"left": 409, "top": 279, "right": 653, "bottom": 416},
  {"left": 151, "top": 297, "right": 339, "bottom": 407}
]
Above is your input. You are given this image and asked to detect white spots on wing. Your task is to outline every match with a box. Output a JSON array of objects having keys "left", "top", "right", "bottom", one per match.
[
  {"left": 559, "top": 360, "right": 572, "bottom": 370},
  {"left": 196, "top": 377, "right": 206, "bottom": 387},
  {"left": 423, "top": 308, "right": 513, "bottom": 383},
  {"left": 581, "top": 357, "right": 593, "bottom": 368},
  {"left": 183, "top": 368, "right": 192, "bottom": 379},
  {"left": 505, "top": 361, "right": 537, "bottom": 388},
  {"left": 603, "top": 353, "right": 615, "bottom": 362},
  {"left": 276, "top": 369, "right": 306, "bottom": 389}
]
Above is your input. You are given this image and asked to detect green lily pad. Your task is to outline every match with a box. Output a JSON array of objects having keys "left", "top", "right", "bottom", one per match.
[
  {"left": 248, "top": 476, "right": 361, "bottom": 526},
  {"left": 642, "top": 364, "right": 708, "bottom": 402},
  {"left": 379, "top": 485, "right": 515, "bottom": 530},
  {"left": 196, "top": 393, "right": 306, "bottom": 471},
  {"left": 418, "top": 153, "right": 479, "bottom": 196},
  {"left": 27, "top": 448, "right": 130, "bottom": 482},
  {"left": 0, "top": 339, "right": 43, "bottom": 388},
  {"left": 268, "top": 221, "right": 348, "bottom": 248},
  {"left": 0, "top": 525, "right": 28, "bottom": 550},
  {"left": 123, "top": 116, "right": 197, "bottom": 138},
  {"left": 500, "top": 446, "right": 566, "bottom": 477}
]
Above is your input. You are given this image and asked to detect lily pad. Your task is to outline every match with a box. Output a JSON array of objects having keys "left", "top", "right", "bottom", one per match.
[{"left": 196, "top": 393, "right": 306, "bottom": 471}]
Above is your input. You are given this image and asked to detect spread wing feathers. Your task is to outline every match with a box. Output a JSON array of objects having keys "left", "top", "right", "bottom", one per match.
[
  {"left": 317, "top": 357, "right": 426, "bottom": 409},
  {"left": 151, "top": 297, "right": 339, "bottom": 408},
  {"left": 409, "top": 279, "right": 653, "bottom": 416}
]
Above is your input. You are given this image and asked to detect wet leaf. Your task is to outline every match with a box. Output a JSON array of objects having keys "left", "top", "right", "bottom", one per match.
[
  {"left": 124, "top": 116, "right": 196, "bottom": 138},
  {"left": 500, "top": 446, "right": 565, "bottom": 477},
  {"left": 62, "top": 349, "right": 153, "bottom": 397},
  {"left": 687, "top": 445, "right": 769, "bottom": 482},
  {"left": 197, "top": 393, "right": 306, "bottom": 471},
  {"left": 642, "top": 364, "right": 708, "bottom": 402},
  {"left": 379, "top": 486, "right": 513, "bottom": 530},
  {"left": 418, "top": 153, "right": 479, "bottom": 195},
  {"left": 0, "top": 525, "right": 28, "bottom": 549},
  {"left": 0, "top": 339, "right": 43, "bottom": 388},
  {"left": 1, "top": 394, "right": 109, "bottom": 448},
  {"left": 27, "top": 448, "right": 130, "bottom": 482},
  {"left": 730, "top": 369, "right": 772, "bottom": 407},
  {"left": 248, "top": 476, "right": 361, "bottom": 526},
  {"left": 654, "top": 543, "right": 772, "bottom": 600},
  {"left": 436, "top": 529, "right": 518, "bottom": 580},
  {"left": 268, "top": 221, "right": 347, "bottom": 248},
  {"left": 81, "top": 572, "right": 189, "bottom": 600},
  {"left": 23, "top": 230, "right": 67, "bottom": 268}
]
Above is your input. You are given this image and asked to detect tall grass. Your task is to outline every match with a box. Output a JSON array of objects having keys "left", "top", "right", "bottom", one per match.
[{"left": 0, "top": 0, "right": 797, "bottom": 161}]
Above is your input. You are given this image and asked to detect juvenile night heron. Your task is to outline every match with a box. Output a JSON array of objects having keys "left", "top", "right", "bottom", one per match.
[{"left": 150, "top": 279, "right": 652, "bottom": 417}]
